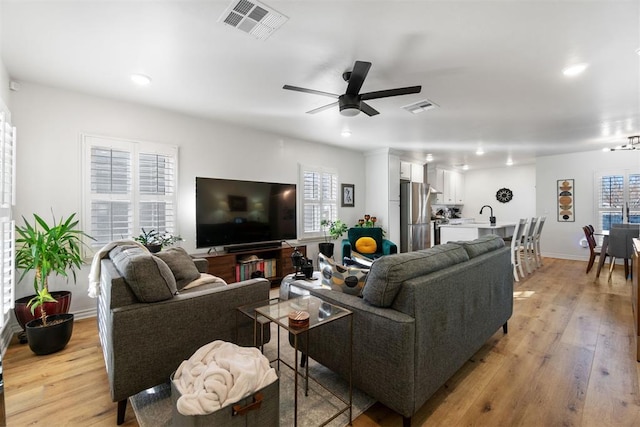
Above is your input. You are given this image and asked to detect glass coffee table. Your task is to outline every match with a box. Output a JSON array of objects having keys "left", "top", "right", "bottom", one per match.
[{"left": 252, "top": 295, "right": 353, "bottom": 427}]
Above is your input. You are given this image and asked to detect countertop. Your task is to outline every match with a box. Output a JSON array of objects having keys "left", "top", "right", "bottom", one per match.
[{"left": 438, "top": 222, "right": 516, "bottom": 229}]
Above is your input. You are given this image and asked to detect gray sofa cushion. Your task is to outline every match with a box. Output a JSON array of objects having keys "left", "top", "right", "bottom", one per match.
[
  {"left": 459, "top": 234, "right": 505, "bottom": 258},
  {"left": 155, "top": 247, "right": 202, "bottom": 289},
  {"left": 109, "top": 246, "right": 177, "bottom": 302},
  {"left": 362, "top": 243, "right": 469, "bottom": 307}
]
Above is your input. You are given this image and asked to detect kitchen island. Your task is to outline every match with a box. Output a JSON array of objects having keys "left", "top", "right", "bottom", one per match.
[{"left": 439, "top": 222, "right": 516, "bottom": 243}]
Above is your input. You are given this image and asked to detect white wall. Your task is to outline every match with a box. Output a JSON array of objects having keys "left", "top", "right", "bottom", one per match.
[
  {"left": 463, "top": 164, "right": 536, "bottom": 223},
  {"left": 0, "top": 0, "right": 10, "bottom": 113},
  {"left": 10, "top": 82, "right": 366, "bottom": 317},
  {"left": 537, "top": 149, "right": 640, "bottom": 260}
]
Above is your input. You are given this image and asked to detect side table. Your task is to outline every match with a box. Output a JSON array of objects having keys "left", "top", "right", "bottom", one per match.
[
  {"left": 253, "top": 296, "right": 353, "bottom": 427},
  {"left": 236, "top": 298, "right": 279, "bottom": 351},
  {"left": 279, "top": 271, "right": 330, "bottom": 300}
]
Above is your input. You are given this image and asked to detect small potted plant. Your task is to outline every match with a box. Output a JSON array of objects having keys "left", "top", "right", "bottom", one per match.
[
  {"left": 14, "top": 212, "right": 94, "bottom": 355},
  {"left": 319, "top": 219, "right": 349, "bottom": 257},
  {"left": 133, "top": 228, "right": 183, "bottom": 253}
]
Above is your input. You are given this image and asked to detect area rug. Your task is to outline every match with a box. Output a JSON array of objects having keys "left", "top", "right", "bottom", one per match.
[{"left": 131, "top": 324, "right": 375, "bottom": 426}]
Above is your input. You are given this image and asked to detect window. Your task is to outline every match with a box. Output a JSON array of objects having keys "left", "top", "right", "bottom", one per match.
[
  {"left": 595, "top": 170, "right": 640, "bottom": 230},
  {"left": 82, "top": 135, "right": 178, "bottom": 249},
  {"left": 299, "top": 165, "right": 338, "bottom": 239},
  {"left": 0, "top": 112, "right": 15, "bottom": 331}
]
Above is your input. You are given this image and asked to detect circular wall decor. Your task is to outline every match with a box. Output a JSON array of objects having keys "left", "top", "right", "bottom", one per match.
[{"left": 496, "top": 188, "right": 513, "bottom": 203}]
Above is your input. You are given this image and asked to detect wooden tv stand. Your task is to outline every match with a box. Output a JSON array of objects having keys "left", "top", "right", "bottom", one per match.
[{"left": 194, "top": 244, "right": 307, "bottom": 286}]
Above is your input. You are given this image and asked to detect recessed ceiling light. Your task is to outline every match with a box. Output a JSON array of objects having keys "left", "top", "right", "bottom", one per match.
[
  {"left": 636, "top": 47, "right": 640, "bottom": 56},
  {"left": 425, "top": 154, "right": 434, "bottom": 162},
  {"left": 341, "top": 130, "right": 352, "bottom": 138},
  {"left": 562, "top": 63, "right": 588, "bottom": 77},
  {"left": 506, "top": 159, "right": 514, "bottom": 166},
  {"left": 476, "top": 148, "right": 484, "bottom": 156},
  {"left": 462, "top": 164, "right": 469, "bottom": 171},
  {"left": 131, "top": 73, "right": 152, "bottom": 86}
]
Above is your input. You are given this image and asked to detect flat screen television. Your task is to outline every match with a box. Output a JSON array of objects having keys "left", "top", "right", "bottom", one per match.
[{"left": 195, "top": 177, "right": 297, "bottom": 249}]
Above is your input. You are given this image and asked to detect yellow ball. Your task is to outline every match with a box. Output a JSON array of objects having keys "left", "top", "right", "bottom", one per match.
[{"left": 355, "top": 236, "right": 377, "bottom": 254}]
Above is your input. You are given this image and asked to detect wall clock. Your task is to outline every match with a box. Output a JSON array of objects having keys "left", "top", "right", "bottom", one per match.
[{"left": 496, "top": 188, "right": 513, "bottom": 203}]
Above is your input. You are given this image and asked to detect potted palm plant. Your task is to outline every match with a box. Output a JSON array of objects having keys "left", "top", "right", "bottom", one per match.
[
  {"left": 319, "top": 219, "right": 348, "bottom": 258},
  {"left": 15, "top": 212, "right": 93, "bottom": 355}
]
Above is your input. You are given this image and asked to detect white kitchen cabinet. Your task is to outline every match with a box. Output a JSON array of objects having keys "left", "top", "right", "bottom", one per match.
[
  {"left": 453, "top": 170, "right": 465, "bottom": 204},
  {"left": 388, "top": 154, "right": 400, "bottom": 201},
  {"left": 410, "top": 163, "right": 424, "bottom": 183},
  {"left": 400, "top": 161, "right": 411, "bottom": 181},
  {"left": 365, "top": 150, "right": 401, "bottom": 244},
  {"left": 431, "top": 168, "right": 464, "bottom": 205},
  {"left": 401, "top": 161, "right": 424, "bottom": 183},
  {"left": 388, "top": 199, "right": 400, "bottom": 246}
]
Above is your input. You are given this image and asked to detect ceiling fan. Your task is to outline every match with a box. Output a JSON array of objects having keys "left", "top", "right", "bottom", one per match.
[{"left": 283, "top": 60, "right": 422, "bottom": 117}]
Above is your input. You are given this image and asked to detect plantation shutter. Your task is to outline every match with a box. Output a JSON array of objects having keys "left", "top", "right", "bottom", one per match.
[
  {"left": 89, "top": 147, "right": 132, "bottom": 247},
  {"left": 299, "top": 165, "right": 338, "bottom": 239},
  {"left": 139, "top": 153, "right": 176, "bottom": 233},
  {"left": 0, "top": 112, "right": 15, "bottom": 329},
  {"left": 595, "top": 170, "right": 640, "bottom": 229},
  {"left": 82, "top": 135, "right": 178, "bottom": 250}
]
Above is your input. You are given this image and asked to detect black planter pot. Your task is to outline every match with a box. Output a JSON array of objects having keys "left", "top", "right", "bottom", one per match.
[
  {"left": 14, "top": 291, "right": 72, "bottom": 344},
  {"left": 25, "top": 313, "right": 74, "bottom": 355},
  {"left": 318, "top": 242, "right": 334, "bottom": 258},
  {"left": 145, "top": 244, "right": 162, "bottom": 253}
]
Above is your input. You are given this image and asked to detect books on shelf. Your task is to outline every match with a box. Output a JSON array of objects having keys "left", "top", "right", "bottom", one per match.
[{"left": 235, "top": 257, "right": 277, "bottom": 281}]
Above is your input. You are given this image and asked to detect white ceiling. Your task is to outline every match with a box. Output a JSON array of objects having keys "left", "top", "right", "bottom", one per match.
[{"left": 2, "top": 0, "right": 639, "bottom": 170}]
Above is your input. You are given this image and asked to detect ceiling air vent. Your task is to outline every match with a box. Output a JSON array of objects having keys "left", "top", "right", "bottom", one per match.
[
  {"left": 219, "top": 0, "right": 288, "bottom": 40},
  {"left": 402, "top": 99, "right": 439, "bottom": 114}
]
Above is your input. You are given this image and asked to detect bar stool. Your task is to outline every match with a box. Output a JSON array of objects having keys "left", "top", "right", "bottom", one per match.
[
  {"left": 532, "top": 216, "right": 546, "bottom": 268},
  {"left": 511, "top": 218, "right": 528, "bottom": 281}
]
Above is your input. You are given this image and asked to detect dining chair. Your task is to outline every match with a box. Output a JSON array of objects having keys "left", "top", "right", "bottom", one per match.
[
  {"left": 582, "top": 225, "right": 601, "bottom": 274},
  {"left": 511, "top": 218, "right": 528, "bottom": 281},
  {"left": 532, "top": 216, "right": 546, "bottom": 268},
  {"left": 607, "top": 226, "right": 640, "bottom": 281},
  {"left": 522, "top": 217, "right": 537, "bottom": 274}
]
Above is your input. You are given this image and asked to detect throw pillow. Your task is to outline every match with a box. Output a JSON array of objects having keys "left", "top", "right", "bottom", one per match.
[
  {"left": 318, "top": 253, "right": 369, "bottom": 296},
  {"left": 355, "top": 236, "right": 377, "bottom": 254},
  {"left": 110, "top": 246, "right": 177, "bottom": 302},
  {"left": 155, "top": 247, "right": 202, "bottom": 290}
]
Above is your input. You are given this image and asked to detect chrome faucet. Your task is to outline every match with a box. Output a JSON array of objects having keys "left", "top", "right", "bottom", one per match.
[{"left": 480, "top": 205, "right": 496, "bottom": 226}]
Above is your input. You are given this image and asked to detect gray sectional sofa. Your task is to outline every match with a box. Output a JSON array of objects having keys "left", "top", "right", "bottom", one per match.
[
  {"left": 96, "top": 246, "right": 271, "bottom": 424},
  {"left": 301, "top": 235, "right": 513, "bottom": 426}
]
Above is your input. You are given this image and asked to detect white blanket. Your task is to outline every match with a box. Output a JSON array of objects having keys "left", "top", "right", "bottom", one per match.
[
  {"left": 87, "top": 240, "right": 148, "bottom": 298},
  {"left": 173, "top": 340, "right": 277, "bottom": 416}
]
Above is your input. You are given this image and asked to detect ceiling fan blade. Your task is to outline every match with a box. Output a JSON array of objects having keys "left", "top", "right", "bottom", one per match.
[
  {"left": 283, "top": 85, "right": 339, "bottom": 99},
  {"left": 345, "top": 61, "right": 372, "bottom": 96},
  {"left": 306, "top": 101, "right": 339, "bottom": 114},
  {"left": 360, "top": 85, "right": 422, "bottom": 101},
  {"left": 359, "top": 102, "right": 380, "bottom": 117}
]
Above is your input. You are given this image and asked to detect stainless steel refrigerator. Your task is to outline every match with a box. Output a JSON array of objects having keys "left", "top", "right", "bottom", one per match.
[{"left": 400, "top": 182, "right": 432, "bottom": 252}]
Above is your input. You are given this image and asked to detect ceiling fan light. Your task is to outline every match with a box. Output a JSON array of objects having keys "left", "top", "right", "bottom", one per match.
[
  {"left": 340, "top": 107, "right": 360, "bottom": 117},
  {"left": 131, "top": 73, "right": 152, "bottom": 86},
  {"left": 562, "top": 63, "right": 588, "bottom": 77}
]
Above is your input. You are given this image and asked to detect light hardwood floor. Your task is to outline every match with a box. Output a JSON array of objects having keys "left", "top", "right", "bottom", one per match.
[{"left": 4, "top": 257, "right": 640, "bottom": 426}]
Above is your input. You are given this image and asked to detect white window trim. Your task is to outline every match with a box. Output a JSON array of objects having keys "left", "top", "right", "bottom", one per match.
[
  {"left": 81, "top": 134, "right": 179, "bottom": 253},
  {"left": 298, "top": 164, "right": 338, "bottom": 241}
]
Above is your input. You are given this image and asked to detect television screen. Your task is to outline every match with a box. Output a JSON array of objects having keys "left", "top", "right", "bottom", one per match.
[{"left": 195, "top": 177, "right": 297, "bottom": 248}]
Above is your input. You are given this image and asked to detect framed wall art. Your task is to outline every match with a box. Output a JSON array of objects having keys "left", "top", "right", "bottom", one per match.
[
  {"left": 557, "top": 179, "right": 574, "bottom": 222},
  {"left": 341, "top": 183, "right": 355, "bottom": 207}
]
